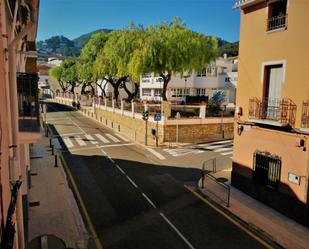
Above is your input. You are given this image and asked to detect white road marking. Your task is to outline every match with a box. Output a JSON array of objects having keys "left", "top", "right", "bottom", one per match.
[
  {"left": 99, "top": 143, "right": 134, "bottom": 148},
  {"left": 74, "top": 136, "right": 87, "bottom": 146},
  {"left": 85, "top": 134, "right": 98, "bottom": 144},
  {"left": 63, "top": 137, "right": 74, "bottom": 148},
  {"left": 164, "top": 148, "right": 203, "bottom": 157},
  {"left": 221, "top": 151, "right": 233, "bottom": 156},
  {"left": 146, "top": 147, "right": 166, "bottom": 160},
  {"left": 197, "top": 140, "right": 233, "bottom": 146},
  {"left": 114, "top": 134, "right": 130, "bottom": 142},
  {"left": 204, "top": 144, "right": 230, "bottom": 150},
  {"left": 160, "top": 212, "right": 195, "bottom": 249},
  {"left": 95, "top": 134, "right": 110, "bottom": 143},
  {"left": 61, "top": 132, "right": 84, "bottom": 137},
  {"left": 213, "top": 147, "right": 233, "bottom": 153},
  {"left": 142, "top": 193, "right": 157, "bottom": 208},
  {"left": 105, "top": 134, "right": 120, "bottom": 142},
  {"left": 126, "top": 176, "right": 138, "bottom": 188}
]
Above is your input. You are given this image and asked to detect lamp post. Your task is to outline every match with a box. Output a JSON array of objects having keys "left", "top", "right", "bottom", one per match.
[{"left": 183, "top": 74, "right": 189, "bottom": 105}]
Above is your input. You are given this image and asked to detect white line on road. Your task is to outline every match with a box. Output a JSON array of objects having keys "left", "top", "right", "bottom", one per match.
[
  {"left": 142, "top": 193, "right": 157, "bottom": 208},
  {"left": 146, "top": 147, "right": 166, "bottom": 160},
  {"left": 85, "top": 135, "right": 98, "bottom": 144},
  {"left": 160, "top": 212, "right": 195, "bottom": 249},
  {"left": 74, "top": 136, "right": 87, "bottom": 146},
  {"left": 214, "top": 147, "right": 233, "bottom": 153},
  {"left": 126, "top": 176, "right": 138, "bottom": 188},
  {"left": 99, "top": 143, "right": 134, "bottom": 148},
  {"left": 199, "top": 140, "right": 233, "bottom": 146},
  {"left": 114, "top": 134, "right": 130, "bottom": 142},
  {"left": 63, "top": 137, "right": 74, "bottom": 148},
  {"left": 105, "top": 134, "right": 120, "bottom": 142},
  {"left": 95, "top": 134, "right": 110, "bottom": 143},
  {"left": 204, "top": 144, "right": 231, "bottom": 150},
  {"left": 61, "top": 132, "right": 85, "bottom": 137},
  {"left": 221, "top": 151, "right": 233, "bottom": 156}
]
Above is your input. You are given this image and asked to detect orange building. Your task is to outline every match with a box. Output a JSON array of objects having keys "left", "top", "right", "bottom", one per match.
[
  {"left": 232, "top": 0, "right": 309, "bottom": 226},
  {"left": 0, "top": 0, "right": 40, "bottom": 248}
]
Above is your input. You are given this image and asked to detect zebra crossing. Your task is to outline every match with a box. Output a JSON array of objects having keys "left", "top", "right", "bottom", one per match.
[
  {"left": 162, "top": 139, "right": 233, "bottom": 158},
  {"left": 195, "top": 139, "right": 233, "bottom": 158},
  {"left": 60, "top": 133, "right": 128, "bottom": 149}
]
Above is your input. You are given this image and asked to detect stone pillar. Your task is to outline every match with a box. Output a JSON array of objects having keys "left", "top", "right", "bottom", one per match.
[{"left": 162, "top": 101, "right": 171, "bottom": 119}]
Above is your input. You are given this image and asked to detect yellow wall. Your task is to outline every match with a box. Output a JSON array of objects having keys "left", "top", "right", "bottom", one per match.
[{"left": 237, "top": 0, "right": 309, "bottom": 127}]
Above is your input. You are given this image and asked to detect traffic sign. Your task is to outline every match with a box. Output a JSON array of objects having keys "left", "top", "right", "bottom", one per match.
[{"left": 154, "top": 113, "right": 161, "bottom": 121}]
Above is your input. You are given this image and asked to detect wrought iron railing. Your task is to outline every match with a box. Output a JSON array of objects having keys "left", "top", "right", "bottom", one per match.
[
  {"left": 301, "top": 100, "right": 309, "bottom": 128},
  {"left": 249, "top": 97, "right": 296, "bottom": 126},
  {"left": 267, "top": 14, "right": 287, "bottom": 31}
]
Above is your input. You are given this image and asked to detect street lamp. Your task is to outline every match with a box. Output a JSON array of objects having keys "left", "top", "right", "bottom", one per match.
[{"left": 183, "top": 74, "right": 190, "bottom": 105}]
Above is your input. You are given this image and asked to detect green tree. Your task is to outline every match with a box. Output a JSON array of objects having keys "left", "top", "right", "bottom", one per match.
[
  {"left": 139, "top": 18, "right": 218, "bottom": 100},
  {"left": 77, "top": 32, "right": 109, "bottom": 96},
  {"left": 50, "top": 60, "right": 80, "bottom": 93}
]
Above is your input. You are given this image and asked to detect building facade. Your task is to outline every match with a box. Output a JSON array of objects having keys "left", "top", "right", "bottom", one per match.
[
  {"left": 232, "top": 0, "right": 309, "bottom": 225},
  {"left": 139, "top": 56, "right": 238, "bottom": 105},
  {"left": 0, "top": 0, "right": 40, "bottom": 248}
]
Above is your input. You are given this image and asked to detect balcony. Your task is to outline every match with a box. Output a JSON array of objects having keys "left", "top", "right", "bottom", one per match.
[
  {"left": 267, "top": 14, "right": 287, "bottom": 32},
  {"left": 249, "top": 98, "right": 296, "bottom": 127},
  {"left": 17, "top": 73, "right": 41, "bottom": 143},
  {"left": 301, "top": 100, "right": 309, "bottom": 130}
]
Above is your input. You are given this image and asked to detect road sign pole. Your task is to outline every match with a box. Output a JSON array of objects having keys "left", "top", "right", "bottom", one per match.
[
  {"left": 156, "top": 120, "right": 159, "bottom": 147},
  {"left": 145, "top": 119, "right": 148, "bottom": 146}
]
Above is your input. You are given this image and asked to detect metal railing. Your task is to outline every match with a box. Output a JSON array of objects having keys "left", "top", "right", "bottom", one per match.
[
  {"left": 201, "top": 158, "right": 231, "bottom": 207},
  {"left": 249, "top": 97, "right": 296, "bottom": 126},
  {"left": 301, "top": 100, "right": 309, "bottom": 128},
  {"left": 267, "top": 14, "right": 287, "bottom": 31}
]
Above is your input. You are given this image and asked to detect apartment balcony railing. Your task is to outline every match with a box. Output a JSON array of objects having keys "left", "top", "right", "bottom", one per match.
[
  {"left": 17, "top": 73, "right": 40, "bottom": 132},
  {"left": 249, "top": 97, "right": 296, "bottom": 127},
  {"left": 301, "top": 100, "right": 309, "bottom": 128},
  {"left": 267, "top": 14, "right": 287, "bottom": 32}
]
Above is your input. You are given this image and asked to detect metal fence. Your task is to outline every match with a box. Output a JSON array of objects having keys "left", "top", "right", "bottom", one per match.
[{"left": 201, "top": 159, "right": 231, "bottom": 207}]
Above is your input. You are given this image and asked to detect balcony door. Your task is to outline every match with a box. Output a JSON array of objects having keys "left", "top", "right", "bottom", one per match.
[{"left": 264, "top": 65, "right": 283, "bottom": 120}]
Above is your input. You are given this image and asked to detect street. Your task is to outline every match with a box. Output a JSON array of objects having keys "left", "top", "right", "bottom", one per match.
[{"left": 46, "top": 102, "right": 266, "bottom": 249}]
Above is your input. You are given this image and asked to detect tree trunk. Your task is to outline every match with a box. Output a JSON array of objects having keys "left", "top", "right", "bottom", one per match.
[
  {"left": 132, "top": 83, "right": 139, "bottom": 99},
  {"left": 122, "top": 81, "right": 133, "bottom": 101},
  {"left": 160, "top": 72, "right": 171, "bottom": 101},
  {"left": 70, "top": 83, "right": 75, "bottom": 94}
]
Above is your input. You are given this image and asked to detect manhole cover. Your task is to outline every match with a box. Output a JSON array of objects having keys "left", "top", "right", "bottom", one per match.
[{"left": 216, "top": 177, "right": 228, "bottom": 183}]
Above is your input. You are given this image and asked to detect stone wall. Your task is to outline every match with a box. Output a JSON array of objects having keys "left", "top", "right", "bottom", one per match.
[{"left": 164, "top": 123, "right": 234, "bottom": 143}]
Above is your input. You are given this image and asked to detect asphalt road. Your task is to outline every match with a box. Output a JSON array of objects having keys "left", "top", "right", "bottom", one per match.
[{"left": 45, "top": 102, "right": 266, "bottom": 249}]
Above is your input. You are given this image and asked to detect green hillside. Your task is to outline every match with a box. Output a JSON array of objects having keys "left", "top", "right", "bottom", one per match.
[{"left": 73, "top": 28, "right": 113, "bottom": 47}]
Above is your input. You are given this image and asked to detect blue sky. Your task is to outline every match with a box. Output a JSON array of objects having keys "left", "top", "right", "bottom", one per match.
[{"left": 37, "top": 0, "right": 240, "bottom": 42}]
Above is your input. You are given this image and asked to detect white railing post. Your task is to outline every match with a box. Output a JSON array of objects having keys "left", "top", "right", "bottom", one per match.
[
  {"left": 200, "top": 102, "right": 206, "bottom": 120},
  {"left": 131, "top": 100, "right": 135, "bottom": 118},
  {"left": 112, "top": 98, "right": 115, "bottom": 113},
  {"left": 121, "top": 99, "right": 124, "bottom": 116},
  {"left": 105, "top": 98, "right": 107, "bottom": 110},
  {"left": 143, "top": 100, "right": 148, "bottom": 112}
]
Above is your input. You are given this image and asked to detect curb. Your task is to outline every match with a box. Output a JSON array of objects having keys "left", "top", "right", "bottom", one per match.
[{"left": 185, "top": 185, "right": 285, "bottom": 249}]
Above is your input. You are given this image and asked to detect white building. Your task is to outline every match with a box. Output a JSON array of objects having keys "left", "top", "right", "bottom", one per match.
[{"left": 140, "top": 56, "right": 238, "bottom": 106}]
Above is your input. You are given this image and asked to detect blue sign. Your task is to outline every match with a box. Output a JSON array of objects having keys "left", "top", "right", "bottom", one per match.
[{"left": 154, "top": 113, "right": 161, "bottom": 121}]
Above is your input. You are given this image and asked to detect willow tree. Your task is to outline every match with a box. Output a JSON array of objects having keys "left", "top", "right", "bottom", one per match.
[
  {"left": 77, "top": 32, "right": 109, "bottom": 96},
  {"left": 140, "top": 18, "right": 218, "bottom": 100},
  {"left": 94, "top": 28, "right": 144, "bottom": 101},
  {"left": 51, "top": 60, "right": 79, "bottom": 93}
]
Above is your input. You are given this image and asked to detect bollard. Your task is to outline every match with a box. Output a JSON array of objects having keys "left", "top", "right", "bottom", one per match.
[
  {"left": 49, "top": 138, "right": 52, "bottom": 148},
  {"left": 51, "top": 145, "right": 54, "bottom": 155},
  {"left": 54, "top": 154, "right": 58, "bottom": 167}
]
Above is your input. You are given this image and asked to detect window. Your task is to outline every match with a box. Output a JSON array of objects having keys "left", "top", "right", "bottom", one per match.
[
  {"left": 156, "top": 77, "right": 163, "bottom": 82},
  {"left": 253, "top": 151, "right": 281, "bottom": 189},
  {"left": 196, "top": 68, "right": 207, "bottom": 77},
  {"left": 142, "top": 89, "right": 152, "bottom": 96},
  {"left": 143, "top": 73, "right": 152, "bottom": 78},
  {"left": 267, "top": 0, "right": 287, "bottom": 31},
  {"left": 154, "top": 89, "right": 162, "bottom": 96},
  {"left": 196, "top": 88, "right": 206, "bottom": 96},
  {"left": 142, "top": 79, "right": 150, "bottom": 83}
]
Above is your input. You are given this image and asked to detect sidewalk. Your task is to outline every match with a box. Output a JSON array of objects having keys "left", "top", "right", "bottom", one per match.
[
  {"left": 200, "top": 169, "right": 309, "bottom": 249},
  {"left": 28, "top": 135, "right": 89, "bottom": 248}
]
